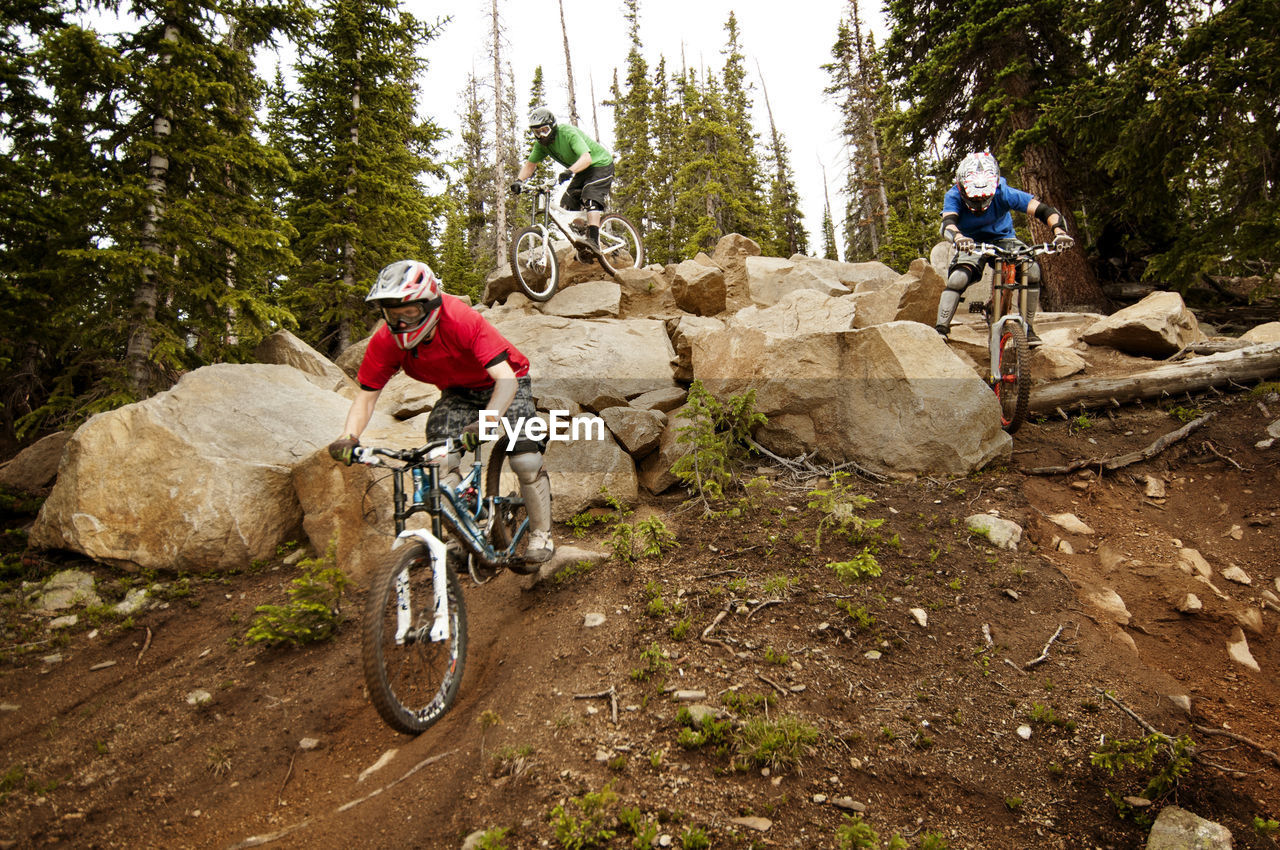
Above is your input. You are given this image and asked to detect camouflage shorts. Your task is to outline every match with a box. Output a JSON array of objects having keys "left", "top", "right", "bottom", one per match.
[{"left": 425, "top": 376, "right": 542, "bottom": 453}]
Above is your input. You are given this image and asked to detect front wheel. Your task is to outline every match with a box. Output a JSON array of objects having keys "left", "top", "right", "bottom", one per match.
[
  {"left": 362, "top": 542, "right": 467, "bottom": 734},
  {"left": 595, "top": 213, "right": 645, "bottom": 276},
  {"left": 995, "top": 321, "right": 1031, "bottom": 433},
  {"left": 510, "top": 225, "right": 560, "bottom": 301}
]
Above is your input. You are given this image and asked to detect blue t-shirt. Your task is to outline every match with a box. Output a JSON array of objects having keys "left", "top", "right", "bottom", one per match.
[{"left": 942, "top": 177, "right": 1035, "bottom": 242}]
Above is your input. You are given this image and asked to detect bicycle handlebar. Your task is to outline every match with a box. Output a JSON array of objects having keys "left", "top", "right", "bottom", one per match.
[
  {"left": 969, "top": 242, "right": 1066, "bottom": 261},
  {"left": 353, "top": 438, "right": 465, "bottom": 468}
]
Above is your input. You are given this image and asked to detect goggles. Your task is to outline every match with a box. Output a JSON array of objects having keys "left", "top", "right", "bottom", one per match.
[
  {"left": 531, "top": 124, "right": 554, "bottom": 141},
  {"left": 381, "top": 298, "right": 438, "bottom": 331}
]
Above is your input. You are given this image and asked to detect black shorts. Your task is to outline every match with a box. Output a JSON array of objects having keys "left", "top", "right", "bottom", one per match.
[
  {"left": 425, "top": 375, "right": 543, "bottom": 454},
  {"left": 563, "top": 164, "right": 614, "bottom": 212}
]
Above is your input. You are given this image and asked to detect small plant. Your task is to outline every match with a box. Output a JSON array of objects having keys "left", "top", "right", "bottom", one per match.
[
  {"left": 763, "top": 645, "right": 790, "bottom": 665},
  {"left": 205, "top": 745, "right": 232, "bottom": 777},
  {"left": 676, "top": 708, "right": 732, "bottom": 750},
  {"left": 618, "top": 806, "right": 659, "bottom": 847},
  {"left": 836, "top": 600, "right": 876, "bottom": 631},
  {"left": 1069, "top": 412, "right": 1093, "bottom": 433},
  {"left": 567, "top": 509, "right": 608, "bottom": 537},
  {"left": 644, "top": 581, "right": 669, "bottom": 618},
  {"left": 1168, "top": 404, "right": 1202, "bottom": 422},
  {"left": 679, "top": 826, "right": 711, "bottom": 849},
  {"left": 834, "top": 815, "right": 879, "bottom": 849},
  {"left": 670, "top": 380, "right": 767, "bottom": 511},
  {"left": 474, "top": 827, "right": 510, "bottom": 850},
  {"left": 828, "top": 550, "right": 883, "bottom": 583},
  {"left": 1029, "top": 702, "right": 1076, "bottom": 732},
  {"left": 669, "top": 618, "right": 691, "bottom": 641},
  {"left": 920, "top": 831, "right": 951, "bottom": 850},
  {"left": 1253, "top": 816, "right": 1280, "bottom": 837},
  {"left": 807, "top": 473, "right": 884, "bottom": 549},
  {"left": 762, "top": 573, "right": 797, "bottom": 597},
  {"left": 721, "top": 690, "right": 775, "bottom": 717},
  {"left": 630, "top": 642, "right": 672, "bottom": 683},
  {"left": 607, "top": 753, "right": 628, "bottom": 771},
  {"left": 733, "top": 714, "right": 820, "bottom": 771},
  {"left": 648, "top": 750, "right": 663, "bottom": 769},
  {"left": 549, "top": 783, "right": 619, "bottom": 849},
  {"left": 1004, "top": 795, "right": 1023, "bottom": 812},
  {"left": 245, "top": 541, "right": 348, "bottom": 647},
  {"left": 635, "top": 516, "right": 679, "bottom": 562},
  {"left": 1091, "top": 732, "right": 1195, "bottom": 818},
  {"left": 478, "top": 709, "right": 501, "bottom": 756}
]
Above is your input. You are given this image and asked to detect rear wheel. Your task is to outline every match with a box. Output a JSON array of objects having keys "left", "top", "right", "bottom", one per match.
[
  {"left": 362, "top": 542, "right": 467, "bottom": 734},
  {"left": 995, "top": 321, "right": 1031, "bottom": 433},
  {"left": 595, "top": 213, "right": 644, "bottom": 276},
  {"left": 484, "top": 442, "right": 532, "bottom": 573},
  {"left": 510, "top": 226, "right": 559, "bottom": 301}
]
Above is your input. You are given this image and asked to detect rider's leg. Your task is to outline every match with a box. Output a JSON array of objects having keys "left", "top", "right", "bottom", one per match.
[
  {"left": 507, "top": 448, "right": 554, "bottom": 563},
  {"left": 1025, "top": 262, "right": 1043, "bottom": 346},
  {"left": 935, "top": 266, "right": 975, "bottom": 336}
]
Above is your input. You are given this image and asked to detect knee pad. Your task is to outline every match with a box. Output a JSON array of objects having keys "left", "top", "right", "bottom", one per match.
[
  {"left": 1027, "top": 261, "right": 1042, "bottom": 285},
  {"left": 584, "top": 199, "right": 604, "bottom": 212},
  {"left": 507, "top": 450, "right": 544, "bottom": 484},
  {"left": 946, "top": 268, "right": 973, "bottom": 293}
]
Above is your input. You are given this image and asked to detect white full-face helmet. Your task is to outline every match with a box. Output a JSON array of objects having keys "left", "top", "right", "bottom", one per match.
[
  {"left": 528, "top": 106, "right": 557, "bottom": 143},
  {"left": 956, "top": 151, "right": 1000, "bottom": 213},
  {"left": 365, "top": 260, "right": 444, "bottom": 350}
]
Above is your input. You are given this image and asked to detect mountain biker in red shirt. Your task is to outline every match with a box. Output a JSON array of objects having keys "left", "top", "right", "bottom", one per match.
[
  {"left": 328, "top": 260, "right": 555, "bottom": 564},
  {"left": 510, "top": 106, "right": 614, "bottom": 262},
  {"left": 935, "top": 151, "right": 1074, "bottom": 346}
]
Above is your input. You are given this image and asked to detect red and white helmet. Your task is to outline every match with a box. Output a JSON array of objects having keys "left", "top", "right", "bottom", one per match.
[
  {"left": 366, "top": 260, "right": 444, "bottom": 350},
  {"left": 956, "top": 151, "right": 1000, "bottom": 213}
]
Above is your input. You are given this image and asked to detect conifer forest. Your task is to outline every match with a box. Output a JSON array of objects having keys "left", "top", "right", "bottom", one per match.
[{"left": 0, "top": 0, "right": 1275, "bottom": 447}]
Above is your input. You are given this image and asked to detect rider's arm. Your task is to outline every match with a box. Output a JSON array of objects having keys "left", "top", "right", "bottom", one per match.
[
  {"left": 517, "top": 161, "right": 536, "bottom": 182},
  {"left": 340, "top": 387, "right": 382, "bottom": 441},
  {"left": 940, "top": 212, "right": 963, "bottom": 242},
  {"left": 565, "top": 150, "right": 592, "bottom": 176},
  {"left": 1027, "top": 198, "right": 1068, "bottom": 235},
  {"left": 483, "top": 359, "right": 518, "bottom": 419}
]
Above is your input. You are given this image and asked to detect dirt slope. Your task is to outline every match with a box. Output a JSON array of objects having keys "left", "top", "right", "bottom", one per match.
[{"left": 2, "top": 388, "right": 1279, "bottom": 850}]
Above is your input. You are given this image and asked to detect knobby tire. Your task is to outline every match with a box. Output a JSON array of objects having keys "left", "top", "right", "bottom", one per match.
[
  {"left": 996, "top": 322, "right": 1031, "bottom": 433},
  {"left": 510, "top": 226, "right": 559, "bottom": 302},
  {"left": 484, "top": 439, "right": 534, "bottom": 574},
  {"left": 361, "top": 542, "right": 468, "bottom": 735}
]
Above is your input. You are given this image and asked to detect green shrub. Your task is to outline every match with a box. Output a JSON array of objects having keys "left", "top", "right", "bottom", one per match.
[
  {"left": 670, "top": 380, "right": 766, "bottom": 510},
  {"left": 245, "top": 542, "right": 348, "bottom": 647}
]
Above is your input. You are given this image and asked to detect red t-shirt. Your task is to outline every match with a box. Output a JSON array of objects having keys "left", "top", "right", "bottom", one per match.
[{"left": 356, "top": 294, "right": 530, "bottom": 391}]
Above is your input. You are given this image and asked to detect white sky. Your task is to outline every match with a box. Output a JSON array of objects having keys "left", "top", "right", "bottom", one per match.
[{"left": 404, "top": 0, "right": 890, "bottom": 249}]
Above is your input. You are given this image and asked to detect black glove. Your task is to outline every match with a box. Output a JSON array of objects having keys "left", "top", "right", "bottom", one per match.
[
  {"left": 329, "top": 434, "right": 359, "bottom": 465},
  {"left": 558, "top": 169, "right": 574, "bottom": 183},
  {"left": 954, "top": 235, "right": 975, "bottom": 253},
  {"left": 460, "top": 422, "right": 481, "bottom": 454},
  {"left": 509, "top": 180, "right": 524, "bottom": 195}
]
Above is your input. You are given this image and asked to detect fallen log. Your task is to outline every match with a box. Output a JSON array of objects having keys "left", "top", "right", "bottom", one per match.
[{"left": 1030, "top": 341, "right": 1280, "bottom": 414}]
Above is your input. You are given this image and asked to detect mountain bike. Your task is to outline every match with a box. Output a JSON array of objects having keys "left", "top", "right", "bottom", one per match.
[
  {"left": 354, "top": 436, "right": 532, "bottom": 734},
  {"left": 965, "top": 242, "right": 1065, "bottom": 433},
  {"left": 509, "top": 177, "right": 645, "bottom": 302}
]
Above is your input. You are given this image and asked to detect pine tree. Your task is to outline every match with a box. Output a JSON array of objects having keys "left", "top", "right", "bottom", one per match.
[
  {"left": 757, "top": 70, "right": 806, "bottom": 258},
  {"left": 283, "top": 0, "right": 445, "bottom": 357},
  {"left": 716, "top": 13, "right": 767, "bottom": 242},
  {"left": 610, "top": 0, "right": 655, "bottom": 236},
  {"left": 820, "top": 168, "right": 841, "bottom": 261},
  {"left": 645, "top": 57, "right": 681, "bottom": 264},
  {"left": 882, "top": 0, "right": 1105, "bottom": 309}
]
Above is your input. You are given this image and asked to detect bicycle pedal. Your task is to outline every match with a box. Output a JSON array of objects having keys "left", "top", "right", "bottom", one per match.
[{"left": 967, "top": 302, "right": 987, "bottom": 314}]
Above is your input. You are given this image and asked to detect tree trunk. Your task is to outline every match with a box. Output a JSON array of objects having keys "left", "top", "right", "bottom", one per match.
[
  {"left": 1029, "top": 342, "right": 1280, "bottom": 414},
  {"left": 127, "top": 23, "right": 181, "bottom": 399},
  {"left": 558, "top": 0, "right": 578, "bottom": 126},
  {"left": 996, "top": 54, "right": 1107, "bottom": 313},
  {"left": 491, "top": 0, "right": 508, "bottom": 260}
]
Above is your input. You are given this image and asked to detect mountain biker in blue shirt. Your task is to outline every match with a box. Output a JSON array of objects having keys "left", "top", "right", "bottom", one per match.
[
  {"left": 510, "top": 106, "right": 614, "bottom": 262},
  {"left": 935, "top": 151, "right": 1074, "bottom": 346}
]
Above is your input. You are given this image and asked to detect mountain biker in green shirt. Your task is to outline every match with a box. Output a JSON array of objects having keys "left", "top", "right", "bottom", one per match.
[{"left": 510, "top": 106, "right": 614, "bottom": 262}]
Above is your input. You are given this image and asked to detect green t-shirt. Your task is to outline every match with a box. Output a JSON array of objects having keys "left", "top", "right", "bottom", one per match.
[{"left": 529, "top": 125, "right": 612, "bottom": 169}]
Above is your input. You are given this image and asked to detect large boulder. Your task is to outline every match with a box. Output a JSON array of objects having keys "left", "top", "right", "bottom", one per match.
[
  {"left": 541, "top": 280, "right": 622, "bottom": 319},
  {"left": 490, "top": 314, "right": 679, "bottom": 405},
  {"left": 744, "top": 256, "right": 852, "bottom": 307},
  {"left": 254, "top": 330, "right": 357, "bottom": 397},
  {"left": 671, "top": 260, "right": 726, "bottom": 316},
  {"left": 1081, "top": 291, "right": 1205, "bottom": 357},
  {"left": 729, "top": 289, "right": 858, "bottom": 335},
  {"left": 0, "top": 431, "right": 71, "bottom": 493},
  {"left": 690, "top": 322, "right": 1011, "bottom": 477},
  {"left": 29, "top": 364, "right": 405, "bottom": 573}
]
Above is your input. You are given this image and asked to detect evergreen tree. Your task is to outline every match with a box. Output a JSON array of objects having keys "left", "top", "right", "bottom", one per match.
[
  {"left": 757, "top": 72, "right": 806, "bottom": 258},
  {"left": 882, "top": 0, "right": 1105, "bottom": 308},
  {"left": 283, "top": 0, "right": 445, "bottom": 357},
  {"left": 458, "top": 72, "right": 495, "bottom": 264},
  {"left": 716, "top": 13, "right": 767, "bottom": 242},
  {"left": 1050, "top": 0, "right": 1280, "bottom": 287},
  {"left": 645, "top": 57, "right": 681, "bottom": 264},
  {"left": 610, "top": 0, "right": 655, "bottom": 236},
  {"left": 820, "top": 170, "right": 840, "bottom": 261}
]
